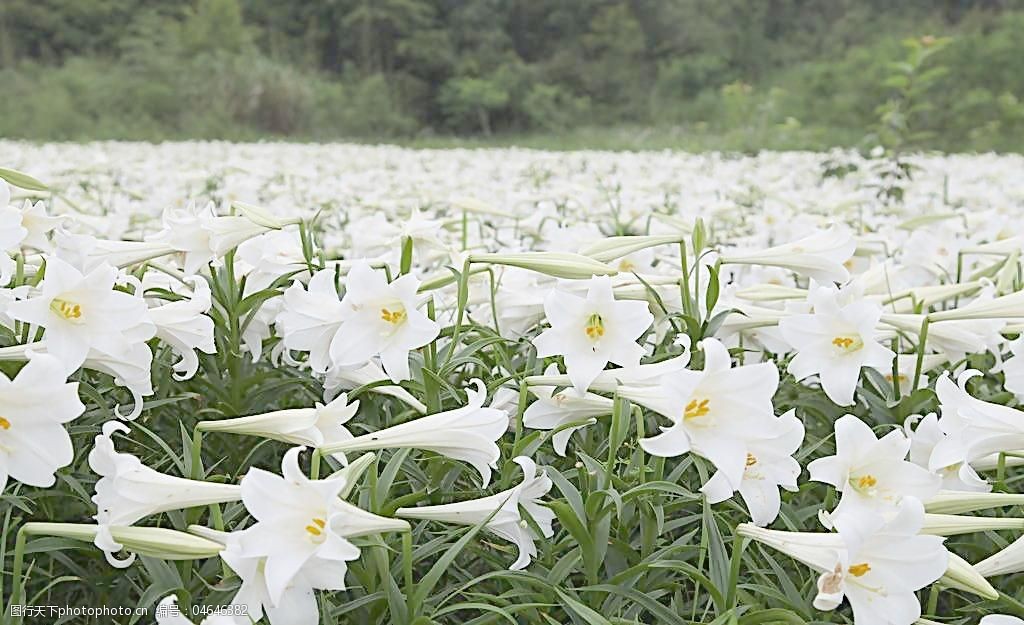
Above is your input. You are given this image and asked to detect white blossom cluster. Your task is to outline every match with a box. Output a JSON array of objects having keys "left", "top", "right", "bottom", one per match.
[{"left": 1, "top": 141, "right": 1024, "bottom": 625}]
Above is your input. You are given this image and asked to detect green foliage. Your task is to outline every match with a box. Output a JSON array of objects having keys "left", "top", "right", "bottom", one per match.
[{"left": 2, "top": 0, "right": 1024, "bottom": 148}]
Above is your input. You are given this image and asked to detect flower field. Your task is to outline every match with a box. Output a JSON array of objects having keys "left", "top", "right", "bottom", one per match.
[{"left": 2, "top": 140, "right": 1024, "bottom": 624}]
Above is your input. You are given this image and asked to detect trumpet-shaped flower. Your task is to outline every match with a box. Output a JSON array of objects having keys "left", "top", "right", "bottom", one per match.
[
  {"left": 722, "top": 226, "right": 856, "bottom": 284},
  {"left": 905, "top": 413, "right": 989, "bottom": 492},
  {"left": 323, "top": 361, "right": 427, "bottom": 413},
  {"left": 322, "top": 379, "right": 507, "bottom": 486},
  {"left": 700, "top": 409, "right": 804, "bottom": 526},
  {"left": 779, "top": 283, "right": 894, "bottom": 406},
  {"left": 976, "top": 532, "right": 1024, "bottom": 577},
  {"left": 523, "top": 365, "right": 614, "bottom": 455},
  {"left": 0, "top": 352, "right": 84, "bottom": 491},
  {"left": 330, "top": 261, "right": 439, "bottom": 382},
  {"left": 276, "top": 269, "right": 346, "bottom": 373},
  {"left": 808, "top": 415, "right": 940, "bottom": 528},
  {"left": 6, "top": 256, "right": 154, "bottom": 371},
  {"left": 523, "top": 351, "right": 691, "bottom": 393},
  {"left": 396, "top": 456, "right": 554, "bottom": 570},
  {"left": 232, "top": 447, "right": 403, "bottom": 613},
  {"left": 148, "top": 278, "right": 217, "bottom": 380},
  {"left": 622, "top": 338, "right": 779, "bottom": 486},
  {"left": 739, "top": 498, "right": 947, "bottom": 625},
  {"left": 930, "top": 370, "right": 1024, "bottom": 475},
  {"left": 198, "top": 394, "right": 358, "bottom": 450},
  {"left": 532, "top": 275, "right": 654, "bottom": 393},
  {"left": 88, "top": 422, "right": 242, "bottom": 567}
]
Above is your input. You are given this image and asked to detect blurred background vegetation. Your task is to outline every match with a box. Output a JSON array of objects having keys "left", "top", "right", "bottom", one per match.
[{"left": 2, "top": 0, "right": 1024, "bottom": 151}]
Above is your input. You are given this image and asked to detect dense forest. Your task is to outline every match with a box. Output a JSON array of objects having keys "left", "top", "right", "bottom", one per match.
[{"left": 2, "top": 0, "right": 1024, "bottom": 150}]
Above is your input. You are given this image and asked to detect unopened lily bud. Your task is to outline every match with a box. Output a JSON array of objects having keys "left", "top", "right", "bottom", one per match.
[
  {"left": 578, "top": 234, "right": 684, "bottom": 263},
  {"left": 941, "top": 551, "right": 999, "bottom": 599},
  {"left": 925, "top": 490, "right": 1024, "bottom": 515},
  {"left": 921, "top": 513, "right": 1024, "bottom": 536},
  {"left": 23, "top": 522, "right": 223, "bottom": 561},
  {"left": 468, "top": 252, "right": 618, "bottom": 279}
]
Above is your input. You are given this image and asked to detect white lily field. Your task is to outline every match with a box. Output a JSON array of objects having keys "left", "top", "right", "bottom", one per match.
[{"left": 2, "top": 141, "right": 1024, "bottom": 625}]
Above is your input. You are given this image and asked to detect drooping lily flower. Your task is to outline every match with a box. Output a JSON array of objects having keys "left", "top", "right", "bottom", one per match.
[
  {"left": 89, "top": 422, "right": 242, "bottom": 568},
  {"left": 147, "top": 277, "right": 217, "bottom": 380},
  {"left": 739, "top": 498, "right": 948, "bottom": 625},
  {"left": 522, "top": 365, "right": 614, "bottom": 456},
  {"left": 396, "top": 456, "right": 555, "bottom": 570},
  {"left": 321, "top": 379, "right": 507, "bottom": 486},
  {"left": 532, "top": 275, "right": 654, "bottom": 394}
]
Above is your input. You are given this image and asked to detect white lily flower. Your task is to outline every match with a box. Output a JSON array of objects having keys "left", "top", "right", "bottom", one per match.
[
  {"left": 1002, "top": 336, "right": 1024, "bottom": 401},
  {"left": 0, "top": 352, "right": 84, "bottom": 491},
  {"left": 331, "top": 261, "right": 440, "bottom": 382},
  {"left": 147, "top": 202, "right": 272, "bottom": 273},
  {"left": 779, "top": 282, "right": 894, "bottom": 406},
  {"left": 700, "top": 409, "right": 804, "bottom": 526},
  {"left": 396, "top": 456, "right": 555, "bottom": 570},
  {"left": 6, "top": 256, "right": 155, "bottom": 371},
  {"left": 275, "top": 269, "right": 346, "bottom": 373},
  {"left": 721, "top": 226, "right": 856, "bottom": 284},
  {"left": 928, "top": 290, "right": 1024, "bottom": 322},
  {"left": 148, "top": 278, "right": 217, "bottom": 380},
  {"left": 88, "top": 422, "right": 242, "bottom": 568},
  {"left": 740, "top": 498, "right": 947, "bottom": 625},
  {"left": 231, "top": 447, "right": 405, "bottom": 617},
  {"left": 532, "top": 275, "right": 654, "bottom": 393},
  {"left": 808, "top": 414, "right": 940, "bottom": 528},
  {"left": 905, "top": 413, "right": 990, "bottom": 492},
  {"left": 930, "top": 370, "right": 1024, "bottom": 476},
  {"left": 468, "top": 251, "right": 618, "bottom": 280},
  {"left": 523, "top": 365, "right": 614, "bottom": 456},
  {"left": 881, "top": 313, "right": 1004, "bottom": 362},
  {"left": 622, "top": 338, "right": 779, "bottom": 487},
  {"left": 0, "top": 340, "right": 154, "bottom": 419},
  {"left": 197, "top": 394, "right": 358, "bottom": 451},
  {"left": 321, "top": 379, "right": 507, "bottom": 486}
]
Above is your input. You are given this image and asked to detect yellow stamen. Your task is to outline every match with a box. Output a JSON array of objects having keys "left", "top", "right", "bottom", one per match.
[
  {"left": 745, "top": 453, "right": 757, "bottom": 467},
  {"left": 304, "top": 517, "right": 326, "bottom": 537},
  {"left": 50, "top": 298, "right": 83, "bottom": 321},
  {"left": 831, "top": 335, "right": 863, "bottom": 352},
  {"left": 0, "top": 417, "right": 9, "bottom": 430},
  {"left": 848, "top": 562, "right": 871, "bottom": 577},
  {"left": 584, "top": 313, "right": 605, "bottom": 340},
  {"left": 380, "top": 307, "right": 406, "bottom": 325},
  {"left": 850, "top": 474, "right": 878, "bottom": 494},
  {"left": 684, "top": 398, "right": 710, "bottom": 420}
]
